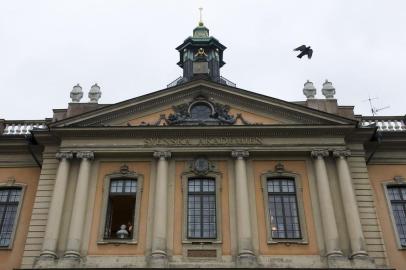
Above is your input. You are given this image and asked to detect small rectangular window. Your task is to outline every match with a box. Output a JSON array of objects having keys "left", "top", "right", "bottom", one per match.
[
  {"left": 0, "top": 187, "right": 22, "bottom": 247},
  {"left": 387, "top": 185, "right": 406, "bottom": 247},
  {"left": 187, "top": 177, "right": 216, "bottom": 239},
  {"left": 267, "top": 178, "right": 301, "bottom": 239},
  {"left": 104, "top": 179, "right": 137, "bottom": 240}
]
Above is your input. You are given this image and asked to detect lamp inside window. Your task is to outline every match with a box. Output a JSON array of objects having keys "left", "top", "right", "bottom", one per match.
[{"left": 104, "top": 179, "right": 137, "bottom": 239}]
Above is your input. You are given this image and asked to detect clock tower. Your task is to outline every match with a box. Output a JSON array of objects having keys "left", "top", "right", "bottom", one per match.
[{"left": 176, "top": 20, "right": 226, "bottom": 84}]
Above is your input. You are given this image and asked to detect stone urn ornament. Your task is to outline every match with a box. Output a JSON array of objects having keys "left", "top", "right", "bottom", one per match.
[
  {"left": 70, "top": 84, "right": 83, "bottom": 103},
  {"left": 303, "top": 80, "right": 316, "bottom": 99},
  {"left": 88, "top": 83, "right": 102, "bottom": 103},
  {"left": 322, "top": 80, "right": 336, "bottom": 99}
]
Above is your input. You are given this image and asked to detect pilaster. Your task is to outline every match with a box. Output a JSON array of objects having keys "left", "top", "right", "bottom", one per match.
[
  {"left": 37, "top": 152, "right": 73, "bottom": 266},
  {"left": 231, "top": 150, "right": 256, "bottom": 267},
  {"left": 333, "top": 149, "right": 368, "bottom": 258},
  {"left": 150, "top": 151, "right": 171, "bottom": 267},
  {"left": 311, "top": 150, "right": 343, "bottom": 258},
  {"left": 63, "top": 151, "right": 94, "bottom": 263}
]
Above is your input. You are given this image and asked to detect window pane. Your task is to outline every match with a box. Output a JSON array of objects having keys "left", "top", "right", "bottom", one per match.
[
  {"left": 0, "top": 188, "right": 21, "bottom": 247},
  {"left": 267, "top": 178, "right": 301, "bottom": 239},
  {"left": 388, "top": 186, "right": 406, "bottom": 246},
  {"left": 187, "top": 178, "right": 216, "bottom": 239},
  {"left": 110, "top": 179, "right": 137, "bottom": 194}
]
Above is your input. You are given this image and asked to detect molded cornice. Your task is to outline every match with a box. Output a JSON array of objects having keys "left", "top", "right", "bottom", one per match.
[{"left": 49, "top": 80, "right": 357, "bottom": 128}]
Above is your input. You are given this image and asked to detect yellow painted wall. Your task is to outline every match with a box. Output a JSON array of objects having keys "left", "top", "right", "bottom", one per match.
[
  {"left": 172, "top": 160, "right": 231, "bottom": 255},
  {"left": 368, "top": 164, "right": 406, "bottom": 270},
  {"left": 229, "top": 107, "right": 282, "bottom": 125},
  {"left": 252, "top": 160, "right": 319, "bottom": 255},
  {"left": 87, "top": 162, "right": 150, "bottom": 255},
  {"left": 124, "top": 108, "right": 173, "bottom": 126},
  {"left": 121, "top": 106, "right": 283, "bottom": 127},
  {"left": 0, "top": 167, "right": 40, "bottom": 270}
]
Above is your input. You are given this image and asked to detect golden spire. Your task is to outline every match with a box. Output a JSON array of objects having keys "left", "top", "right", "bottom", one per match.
[{"left": 198, "top": 7, "right": 204, "bottom": 26}]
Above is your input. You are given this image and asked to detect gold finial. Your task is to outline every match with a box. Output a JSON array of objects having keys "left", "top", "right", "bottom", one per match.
[{"left": 198, "top": 7, "right": 203, "bottom": 26}]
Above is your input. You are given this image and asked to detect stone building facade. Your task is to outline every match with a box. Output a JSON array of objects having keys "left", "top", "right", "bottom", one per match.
[{"left": 1, "top": 22, "right": 406, "bottom": 269}]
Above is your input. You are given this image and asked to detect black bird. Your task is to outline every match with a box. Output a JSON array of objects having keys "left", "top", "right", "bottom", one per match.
[{"left": 294, "top": 45, "right": 313, "bottom": 59}]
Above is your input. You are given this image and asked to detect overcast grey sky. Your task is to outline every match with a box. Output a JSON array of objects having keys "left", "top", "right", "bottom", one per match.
[{"left": 1, "top": 0, "right": 405, "bottom": 119}]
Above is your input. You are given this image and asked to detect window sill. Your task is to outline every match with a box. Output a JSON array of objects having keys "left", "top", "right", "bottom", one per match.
[
  {"left": 267, "top": 239, "right": 308, "bottom": 245},
  {"left": 182, "top": 240, "right": 222, "bottom": 245},
  {"left": 0, "top": 246, "right": 12, "bottom": 250},
  {"left": 97, "top": 240, "right": 138, "bottom": 245}
]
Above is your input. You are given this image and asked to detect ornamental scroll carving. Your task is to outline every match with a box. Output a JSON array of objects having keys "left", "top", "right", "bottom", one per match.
[{"left": 167, "top": 96, "right": 236, "bottom": 126}]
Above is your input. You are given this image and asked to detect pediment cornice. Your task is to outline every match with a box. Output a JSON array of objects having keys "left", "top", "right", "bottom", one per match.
[
  {"left": 50, "top": 80, "right": 357, "bottom": 128},
  {"left": 46, "top": 124, "right": 356, "bottom": 138}
]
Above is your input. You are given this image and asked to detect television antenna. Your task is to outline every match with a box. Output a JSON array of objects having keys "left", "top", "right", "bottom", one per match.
[{"left": 363, "top": 96, "right": 390, "bottom": 116}]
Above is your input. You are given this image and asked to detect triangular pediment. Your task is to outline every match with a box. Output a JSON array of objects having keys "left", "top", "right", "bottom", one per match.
[{"left": 50, "top": 79, "right": 356, "bottom": 128}]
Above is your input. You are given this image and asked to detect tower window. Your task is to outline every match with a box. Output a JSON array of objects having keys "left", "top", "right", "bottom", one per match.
[
  {"left": 190, "top": 103, "right": 212, "bottom": 120},
  {"left": 104, "top": 179, "right": 137, "bottom": 239},
  {"left": 187, "top": 177, "right": 216, "bottom": 239},
  {"left": 0, "top": 187, "right": 22, "bottom": 247},
  {"left": 267, "top": 178, "right": 301, "bottom": 239}
]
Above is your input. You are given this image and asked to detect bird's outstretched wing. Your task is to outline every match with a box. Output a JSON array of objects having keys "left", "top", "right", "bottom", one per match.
[
  {"left": 294, "top": 45, "right": 306, "bottom": 51},
  {"left": 307, "top": 48, "right": 313, "bottom": 59}
]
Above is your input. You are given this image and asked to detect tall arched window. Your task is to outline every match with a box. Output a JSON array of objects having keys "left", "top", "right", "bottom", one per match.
[
  {"left": 267, "top": 178, "right": 301, "bottom": 239},
  {"left": 187, "top": 177, "right": 216, "bottom": 239},
  {"left": 0, "top": 187, "right": 22, "bottom": 247}
]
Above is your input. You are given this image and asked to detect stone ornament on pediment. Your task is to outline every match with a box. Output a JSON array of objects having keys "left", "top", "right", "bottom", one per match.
[
  {"left": 394, "top": 175, "right": 406, "bottom": 184},
  {"left": 187, "top": 157, "right": 216, "bottom": 176},
  {"left": 166, "top": 96, "right": 236, "bottom": 126},
  {"left": 6, "top": 177, "right": 16, "bottom": 186},
  {"left": 120, "top": 164, "right": 130, "bottom": 174}
]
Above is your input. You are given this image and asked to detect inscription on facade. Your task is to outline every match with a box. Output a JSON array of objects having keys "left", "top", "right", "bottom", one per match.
[
  {"left": 187, "top": 249, "right": 217, "bottom": 258},
  {"left": 144, "top": 137, "right": 262, "bottom": 146}
]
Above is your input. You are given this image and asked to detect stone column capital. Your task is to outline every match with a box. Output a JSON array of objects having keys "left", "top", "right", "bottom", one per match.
[
  {"left": 56, "top": 151, "right": 73, "bottom": 160},
  {"left": 76, "top": 151, "right": 94, "bottom": 160},
  {"left": 333, "top": 149, "right": 351, "bottom": 159},
  {"left": 311, "top": 149, "right": 329, "bottom": 159},
  {"left": 153, "top": 151, "right": 171, "bottom": 159},
  {"left": 231, "top": 150, "right": 249, "bottom": 159}
]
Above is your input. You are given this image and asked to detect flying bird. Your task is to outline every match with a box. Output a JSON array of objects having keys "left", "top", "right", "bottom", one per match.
[{"left": 294, "top": 45, "right": 313, "bottom": 59}]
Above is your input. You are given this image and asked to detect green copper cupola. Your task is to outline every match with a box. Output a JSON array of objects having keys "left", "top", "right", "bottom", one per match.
[{"left": 175, "top": 20, "right": 227, "bottom": 84}]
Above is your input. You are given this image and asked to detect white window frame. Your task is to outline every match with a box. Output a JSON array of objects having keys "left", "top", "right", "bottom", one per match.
[
  {"left": 0, "top": 179, "right": 26, "bottom": 249},
  {"left": 261, "top": 169, "right": 308, "bottom": 244},
  {"left": 97, "top": 168, "right": 143, "bottom": 245}
]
